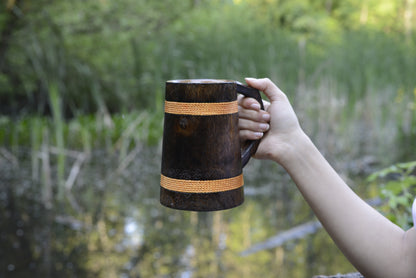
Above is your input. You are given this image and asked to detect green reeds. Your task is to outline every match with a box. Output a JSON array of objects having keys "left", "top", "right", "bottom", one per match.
[
  {"left": 1, "top": 3, "right": 416, "bottom": 207},
  {"left": 41, "top": 127, "right": 53, "bottom": 209},
  {"left": 48, "top": 82, "right": 66, "bottom": 200},
  {"left": 0, "top": 108, "right": 164, "bottom": 209},
  {"left": 30, "top": 117, "right": 43, "bottom": 181}
]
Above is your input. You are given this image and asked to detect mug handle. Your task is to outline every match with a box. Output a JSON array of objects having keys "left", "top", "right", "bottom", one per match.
[{"left": 236, "top": 83, "right": 265, "bottom": 167}]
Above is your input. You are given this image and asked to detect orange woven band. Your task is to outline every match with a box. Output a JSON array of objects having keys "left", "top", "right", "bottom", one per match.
[
  {"left": 164, "top": 100, "right": 238, "bottom": 116},
  {"left": 160, "top": 174, "right": 243, "bottom": 193}
]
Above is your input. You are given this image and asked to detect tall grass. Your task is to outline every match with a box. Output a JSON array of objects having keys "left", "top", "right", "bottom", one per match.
[
  {"left": 2, "top": 4, "right": 415, "bottom": 276},
  {"left": 0, "top": 112, "right": 162, "bottom": 154},
  {"left": 48, "top": 82, "right": 65, "bottom": 199},
  {"left": 4, "top": 4, "right": 416, "bottom": 123},
  {"left": 142, "top": 11, "right": 416, "bottom": 163},
  {"left": 2, "top": 3, "right": 416, "bottom": 167},
  {"left": 0, "top": 109, "right": 163, "bottom": 209},
  {"left": 296, "top": 79, "right": 413, "bottom": 168}
]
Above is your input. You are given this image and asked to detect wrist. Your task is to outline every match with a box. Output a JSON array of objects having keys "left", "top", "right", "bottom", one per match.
[{"left": 271, "top": 129, "right": 314, "bottom": 168}]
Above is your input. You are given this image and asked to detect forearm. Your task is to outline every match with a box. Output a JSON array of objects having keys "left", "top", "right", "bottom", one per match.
[
  {"left": 240, "top": 77, "right": 416, "bottom": 276},
  {"left": 276, "top": 132, "right": 416, "bottom": 278}
]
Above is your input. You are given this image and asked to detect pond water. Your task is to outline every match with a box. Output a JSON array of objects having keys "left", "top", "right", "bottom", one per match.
[{"left": 1, "top": 144, "right": 375, "bottom": 277}]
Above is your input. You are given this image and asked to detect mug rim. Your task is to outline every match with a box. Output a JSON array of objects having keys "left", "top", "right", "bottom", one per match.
[{"left": 166, "top": 79, "right": 237, "bottom": 84}]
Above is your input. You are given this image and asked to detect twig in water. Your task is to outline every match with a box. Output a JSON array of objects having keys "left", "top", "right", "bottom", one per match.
[
  {"left": 240, "top": 221, "right": 322, "bottom": 257},
  {"left": 0, "top": 147, "right": 19, "bottom": 168},
  {"left": 65, "top": 152, "right": 87, "bottom": 191},
  {"left": 240, "top": 198, "right": 383, "bottom": 257},
  {"left": 312, "top": 273, "right": 364, "bottom": 278},
  {"left": 116, "top": 144, "right": 142, "bottom": 174}
]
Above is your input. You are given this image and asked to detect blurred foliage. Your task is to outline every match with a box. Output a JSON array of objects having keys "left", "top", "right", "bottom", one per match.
[
  {"left": 367, "top": 161, "right": 416, "bottom": 229},
  {"left": 2, "top": 1, "right": 416, "bottom": 277},
  {"left": 1, "top": 0, "right": 416, "bottom": 117}
]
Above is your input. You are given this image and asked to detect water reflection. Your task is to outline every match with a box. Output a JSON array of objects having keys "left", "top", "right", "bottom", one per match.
[{"left": 0, "top": 145, "right": 357, "bottom": 277}]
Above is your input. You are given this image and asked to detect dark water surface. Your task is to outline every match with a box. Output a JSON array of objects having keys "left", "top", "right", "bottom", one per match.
[{"left": 1, "top": 145, "right": 364, "bottom": 277}]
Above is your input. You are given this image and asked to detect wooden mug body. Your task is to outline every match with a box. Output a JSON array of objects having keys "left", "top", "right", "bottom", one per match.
[{"left": 160, "top": 80, "right": 244, "bottom": 211}]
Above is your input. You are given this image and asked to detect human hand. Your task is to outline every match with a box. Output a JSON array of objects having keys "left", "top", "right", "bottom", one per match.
[
  {"left": 238, "top": 78, "right": 306, "bottom": 163},
  {"left": 237, "top": 92, "right": 271, "bottom": 141}
]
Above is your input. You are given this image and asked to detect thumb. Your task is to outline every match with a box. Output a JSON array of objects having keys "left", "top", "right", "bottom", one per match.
[{"left": 245, "top": 78, "right": 284, "bottom": 102}]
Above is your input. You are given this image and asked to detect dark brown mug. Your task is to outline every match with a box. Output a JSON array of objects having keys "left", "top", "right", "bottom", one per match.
[{"left": 160, "top": 79, "right": 264, "bottom": 211}]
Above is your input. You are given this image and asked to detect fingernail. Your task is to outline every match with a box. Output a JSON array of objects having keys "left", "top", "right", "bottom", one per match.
[
  {"left": 260, "top": 123, "right": 269, "bottom": 131},
  {"left": 262, "top": 113, "right": 271, "bottom": 121},
  {"left": 245, "top": 77, "right": 256, "bottom": 81},
  {"left": 254, "top": 132, "right": 263, "bottom": 138},
  {"left": 250, "top": 103, "right": 261, "bottom": 110}
]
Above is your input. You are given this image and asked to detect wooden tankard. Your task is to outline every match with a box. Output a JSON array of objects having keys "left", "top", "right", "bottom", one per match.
[{"left": 160, "top": 79, "right": 264, "bottom": 211}]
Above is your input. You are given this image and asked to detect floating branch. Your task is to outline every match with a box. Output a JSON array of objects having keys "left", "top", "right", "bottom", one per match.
[
  {"left": 241, "top": 198, "right": 383, "bottom": 256},
  {"left": 240, "top": 221, "right": 322, "bottom": 257}
]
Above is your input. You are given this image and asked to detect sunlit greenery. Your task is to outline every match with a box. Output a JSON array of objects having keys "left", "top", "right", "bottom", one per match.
[
  {"left": 367, "top": 161, "right": 416, "bottom": 230},
  {"left": 1, "top": 0, "right": 416, "bottom": 115},
  {"left": 1, "top": 0, "right": 416, "bottom": 277}
]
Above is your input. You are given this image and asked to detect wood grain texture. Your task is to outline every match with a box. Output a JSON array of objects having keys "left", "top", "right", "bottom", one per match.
[
  {"left": 161, "top": 80, "right": 244, "bottom": 211},
  {"left": 160, "top": 79, "right": 263, "bottom": 211}
]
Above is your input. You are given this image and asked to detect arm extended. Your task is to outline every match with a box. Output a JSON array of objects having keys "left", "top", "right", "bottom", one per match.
[{"left": 239, "top": 78, "right": 416, "bottom": 278}]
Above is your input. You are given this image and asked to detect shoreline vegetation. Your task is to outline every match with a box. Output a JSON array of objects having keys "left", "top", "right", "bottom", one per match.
[
  {"left": 1, "top": 1, "right": 416, "bottom": 277},
  {"left": 1, "top": 0, "right": 416, "bottom": 232},
  {"left": 1, "top": 2, "right": 415, "bottom": 156}
]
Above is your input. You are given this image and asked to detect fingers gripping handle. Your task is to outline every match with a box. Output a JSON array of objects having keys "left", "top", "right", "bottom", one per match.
[{"left": 236, "top": 83, "right": 264, "bottom": 167}]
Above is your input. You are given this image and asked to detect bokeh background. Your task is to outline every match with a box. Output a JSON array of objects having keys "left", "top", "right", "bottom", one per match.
[{"left": 1, "top": 0, "right": 416, "bottom": 277}]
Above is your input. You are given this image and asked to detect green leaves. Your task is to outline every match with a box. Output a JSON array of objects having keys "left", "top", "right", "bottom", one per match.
[
  {"left": 367, "top": 161, "right": 416, "bottom": 229},
  {"left": 1, "top": 0, "right": 416, "bottom": 117}
]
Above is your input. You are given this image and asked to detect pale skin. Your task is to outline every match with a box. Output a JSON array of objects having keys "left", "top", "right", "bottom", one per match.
[{"left": 238, "top": 77, "right": 416, "bottom": 278}]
